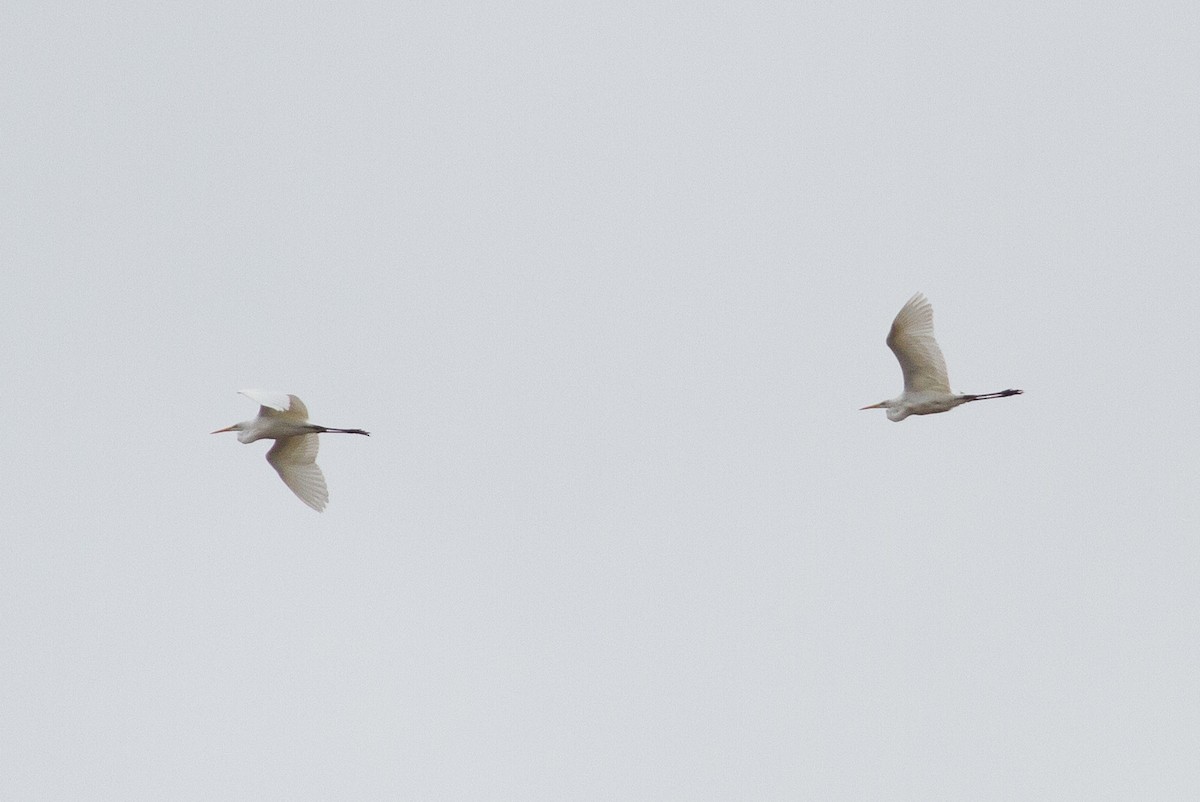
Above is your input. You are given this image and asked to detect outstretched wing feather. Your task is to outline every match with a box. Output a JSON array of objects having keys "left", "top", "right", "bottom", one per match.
[
  {"left": 239, "top": 389, "right": 310, "bottom": 422},
  {"left": 886, "top": 293, "right": 951, "bottom": 394},
  {"left": 265, "top": 434, "right": 328, "bottom": 512}
]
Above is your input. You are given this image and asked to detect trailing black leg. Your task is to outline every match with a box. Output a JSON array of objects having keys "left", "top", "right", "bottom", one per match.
[{"left": 962, "top": 389, "right": 1023, "bottom": 402}]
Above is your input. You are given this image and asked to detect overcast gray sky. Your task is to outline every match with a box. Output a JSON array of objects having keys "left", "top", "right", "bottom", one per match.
[{"left": 3, "top": 2, "right": 1199, "bottom": 799}]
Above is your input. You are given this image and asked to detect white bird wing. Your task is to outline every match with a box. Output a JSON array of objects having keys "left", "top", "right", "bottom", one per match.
[
  {"left": 886, "top": 293, "right": 951, "bottom": 394},
  {"left": 265, "top": 434, "right": 328, "bottom": 512},
  {"left": 239, "top": 389, "right": 310, "bottom": 422}
]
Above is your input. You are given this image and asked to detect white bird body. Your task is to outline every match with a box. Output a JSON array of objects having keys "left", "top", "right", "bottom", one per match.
[
  {"left": 862, "top": 293, "right": 1022, "bottom": 422},
  {"left": 213, "top": 390, "right": 369, "bottom": 511}
]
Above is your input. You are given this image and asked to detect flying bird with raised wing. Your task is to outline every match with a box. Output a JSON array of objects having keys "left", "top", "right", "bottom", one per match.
[
  {"left": 861, "top": 293, "right": 1022, "bottom": 422},
  {"left": 213, "top": 390, "right": 369, "bottom": 511}
]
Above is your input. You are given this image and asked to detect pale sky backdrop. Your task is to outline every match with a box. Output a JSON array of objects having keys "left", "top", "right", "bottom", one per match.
[{"left": 3, "top": 2, "right": 1199, "bottom": 799}]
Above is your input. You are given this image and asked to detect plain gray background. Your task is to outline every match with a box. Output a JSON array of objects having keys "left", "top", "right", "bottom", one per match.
[{"left": 3, "top": 2, "right": 1199, "bottom": 799}]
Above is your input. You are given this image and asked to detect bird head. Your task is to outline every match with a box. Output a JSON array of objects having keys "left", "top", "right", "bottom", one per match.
[
  {"left": 212, "top": 422, "right": 258, "bottom": 444},
  {"left": 860, "top": 399, "right": 910, "bottom": 421}
]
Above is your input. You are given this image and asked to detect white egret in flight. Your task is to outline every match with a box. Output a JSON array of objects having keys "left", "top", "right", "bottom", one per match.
[
  {"left": 861, "top": 293, "right": 1022, "bottom": 422},
  {"left": 213, "top": 390, "right": 369, "bottom": 511}
]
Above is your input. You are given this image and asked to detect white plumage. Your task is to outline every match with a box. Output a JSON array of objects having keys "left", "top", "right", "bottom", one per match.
[
  {"left": 862, "top": 293, "right": 1022, "bottom": 422},
  {"left": 213, "top": 390, "right": 369, "bottom": 511}
]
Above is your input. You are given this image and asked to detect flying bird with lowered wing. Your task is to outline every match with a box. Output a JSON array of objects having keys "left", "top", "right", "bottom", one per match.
[
  {"left": 212, "top": 390, "right": 369, "bottom": 511},
  {"left": 861, "top": 293, "right": 1023, "bottom": 422}
]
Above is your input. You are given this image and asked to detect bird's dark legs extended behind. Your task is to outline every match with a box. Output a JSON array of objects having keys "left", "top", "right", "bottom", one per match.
[
  {"left": 316, "top": 426, "right": 371, "bottom": 436},
  {"left": 962, "top": 389, "right": 1023, "bottom": 402}
]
